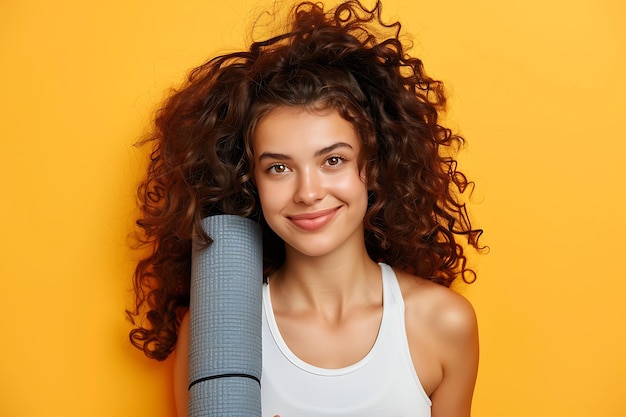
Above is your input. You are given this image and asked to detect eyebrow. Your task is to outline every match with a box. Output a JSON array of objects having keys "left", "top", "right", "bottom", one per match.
[{"left": 257, "top": 142, "right": 354, "bottom": 161}]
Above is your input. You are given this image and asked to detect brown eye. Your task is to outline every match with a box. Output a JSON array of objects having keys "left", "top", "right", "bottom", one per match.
[
  {"left": 325, "top": 156, "right": 344, "bottom": 167},
  {"left": 269, "top": 164, "right": 289, "bottom": 174}
]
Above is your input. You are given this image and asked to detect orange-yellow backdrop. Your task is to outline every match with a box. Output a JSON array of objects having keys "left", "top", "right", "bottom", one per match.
[{"left": 1, "top": 0, "right": 625, "bottom": 416}]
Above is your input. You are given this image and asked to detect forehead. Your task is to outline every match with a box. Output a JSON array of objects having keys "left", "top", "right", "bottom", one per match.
[{"left": 252, "top": 106, "right": 360, "bottom": 154}]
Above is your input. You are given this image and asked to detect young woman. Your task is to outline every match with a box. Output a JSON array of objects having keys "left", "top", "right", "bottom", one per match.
[{"left": 128, "top": 1, "right": 483, "bottom": 416}]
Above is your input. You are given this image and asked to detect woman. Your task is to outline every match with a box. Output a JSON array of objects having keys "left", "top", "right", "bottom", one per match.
[{"left": 128, "top": 1, "right": 483, "bottom": 416}]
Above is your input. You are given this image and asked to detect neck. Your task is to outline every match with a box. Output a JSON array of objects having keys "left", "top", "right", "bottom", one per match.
[{"left": 270, "top": 243, "right": 381, "bottom": 316}]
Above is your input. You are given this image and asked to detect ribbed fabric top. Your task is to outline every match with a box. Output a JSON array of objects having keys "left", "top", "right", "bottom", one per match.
[{"left": 261, "top": 263, "right": 432, "bottom": 417}]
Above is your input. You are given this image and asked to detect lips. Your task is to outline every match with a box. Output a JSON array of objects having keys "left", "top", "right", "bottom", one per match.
[{"left": 287, "top": 207, "right": 340, "bottom": 231}]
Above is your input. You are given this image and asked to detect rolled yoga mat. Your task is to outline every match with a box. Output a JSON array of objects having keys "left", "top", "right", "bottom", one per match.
[{"left": 188, "top": 215, "right": 263, "bottom": 417}]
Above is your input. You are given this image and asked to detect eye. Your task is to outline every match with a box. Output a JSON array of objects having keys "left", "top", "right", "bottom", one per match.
[
  {"left": 268, "top": 163, "right": 290, "bottom": 174},
  {"left": 325, "top": 156, "right": 345, "bottom": 167}
]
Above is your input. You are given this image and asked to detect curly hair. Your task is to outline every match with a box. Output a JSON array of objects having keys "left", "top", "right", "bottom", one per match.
[{"left": 127, "top": 0, "right": 483, "bottom": 361}]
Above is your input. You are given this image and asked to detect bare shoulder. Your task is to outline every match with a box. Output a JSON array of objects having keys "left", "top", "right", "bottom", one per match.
[
  {"left": 395, "top": 269, "right": 477, "bottom": 345},
  {"left": 394, "top": 268, "right": 479, "bottom": 404}
]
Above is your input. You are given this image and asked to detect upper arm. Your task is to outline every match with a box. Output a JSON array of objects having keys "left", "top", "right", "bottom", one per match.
[
  {"left": 174, "top": 311, "right": 190, "bottom": 417},
  {"left": 429, "top": 294, "right": 479, "bottom": 417}
]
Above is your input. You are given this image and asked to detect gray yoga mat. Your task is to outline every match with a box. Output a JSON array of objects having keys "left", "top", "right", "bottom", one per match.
[{"left": 189, "top": 215, "right": 263, "bottom": 417}]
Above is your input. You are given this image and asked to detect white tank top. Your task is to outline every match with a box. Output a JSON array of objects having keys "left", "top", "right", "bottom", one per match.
[{"left": 261, "top": 263, "right": 432, "bottom": 417}]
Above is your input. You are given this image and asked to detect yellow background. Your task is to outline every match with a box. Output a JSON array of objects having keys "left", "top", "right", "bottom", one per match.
[{"left": 1, "top": 0, "right": 625, "bottom": 416}]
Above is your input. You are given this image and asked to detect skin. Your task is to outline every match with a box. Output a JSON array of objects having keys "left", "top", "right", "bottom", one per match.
[{"left": 174, "top": 107, "right": 479, "bottom": 417}]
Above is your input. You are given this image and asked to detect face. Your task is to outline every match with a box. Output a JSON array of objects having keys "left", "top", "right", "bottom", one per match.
[{"left": 252, "top": 106, "right": 368, "bottom": 259}]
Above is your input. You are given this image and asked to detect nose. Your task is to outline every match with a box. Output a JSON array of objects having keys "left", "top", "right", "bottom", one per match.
[{"left": 294, "top": 167, "right": 325, "bottom": 205}]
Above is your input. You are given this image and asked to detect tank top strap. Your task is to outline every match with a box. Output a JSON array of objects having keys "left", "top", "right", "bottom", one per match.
[
  {"left": 379, "top": 262, "right": 405, "bottom": 311},
  {"left": 378, "top": 262, "right": 433, "bottom": 408}
]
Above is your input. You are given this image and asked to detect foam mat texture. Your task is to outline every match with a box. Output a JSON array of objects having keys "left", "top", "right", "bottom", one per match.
[{"left": 189, "top": 215, "right": 263, "bottom": 417}]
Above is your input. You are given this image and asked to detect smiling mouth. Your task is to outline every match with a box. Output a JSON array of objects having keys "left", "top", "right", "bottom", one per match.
[{"left": 288, "top": 207, "right": 340, "bottom": 231}]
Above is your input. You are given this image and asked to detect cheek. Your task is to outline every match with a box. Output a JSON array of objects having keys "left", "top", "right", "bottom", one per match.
[
  {"left": 330, "top": 173, "right": 369, "bottom": 216},
  {"left": 256, "top": 182, "right": 271, "bottom": 211},
  {"left": 256, "top": 180, "right": 283, "bottom": 218},
  {"left": 336, "top": 171, "right": 368, "bottom": 197}
]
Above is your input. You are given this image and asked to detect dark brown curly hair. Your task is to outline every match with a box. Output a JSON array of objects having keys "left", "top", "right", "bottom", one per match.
[{"left": 127, "top": 0, "right": 484, "bottom": 361}]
